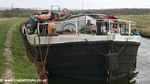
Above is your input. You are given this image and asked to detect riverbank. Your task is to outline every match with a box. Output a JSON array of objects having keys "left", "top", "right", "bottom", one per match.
[
  {"left": 0, "top": 18, "right": 18, "bottom": 77},
  {"left": 12, "top": 20, "right": 39, "bottom": 79},
  {"left": 117, "top": 14, "right": 150, "bottom": 38},
  {"left": 0, "top": 18, "right": 39, "bottom": 84}
]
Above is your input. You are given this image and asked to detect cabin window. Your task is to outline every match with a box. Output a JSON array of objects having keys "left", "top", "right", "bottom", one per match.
[
  {"left": 96, "top": 20, "right": 108, "bottom": 35},
  {"left": 111, "top": 24, "right": 117, "bottom": 33},
  {"left": 119, "top": 24, "right": 128, "bottom": 35}
]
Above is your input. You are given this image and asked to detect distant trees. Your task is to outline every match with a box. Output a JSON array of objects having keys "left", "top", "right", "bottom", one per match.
[
  {"left": 0, "top": 8, "right": 150, "bottom": 18},
  {"left": 0, "top": 8, "right": 34, "bottom": 18},
  {"left": 73, "top": 8, "right": 150, "bottom": 15}
]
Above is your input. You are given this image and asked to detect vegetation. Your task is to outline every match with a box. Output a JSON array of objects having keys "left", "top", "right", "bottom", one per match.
[
  {"left": 74, "top": 8, "right": 150, "bottom": 15},
  {"left": 0, "top": 8, "right": 34, "bottom": 18},
  {"left": 0, "top": 18, "right": 39, "bottom": 84},
  {"left": 11, "top": 19, "right": 39, "bottom": 84},
  {"left": 1, "top": 8, "right": 150, "bottom": 18},
  {"left": 0, "top": 18, "right": 19, "bottom": 77}
]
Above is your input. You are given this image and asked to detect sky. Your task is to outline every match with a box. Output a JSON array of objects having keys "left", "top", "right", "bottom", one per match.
[{"left": 0, "top": 0, "right": 150, "bottom": 9}]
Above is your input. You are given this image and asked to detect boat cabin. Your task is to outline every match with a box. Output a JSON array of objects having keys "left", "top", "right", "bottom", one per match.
[{"left": 25, "top": 14, "right": 139, "bottom": 37}]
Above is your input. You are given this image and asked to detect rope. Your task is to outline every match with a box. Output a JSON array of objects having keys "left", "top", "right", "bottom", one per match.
[
  {"left": 118, "top": 38, "right": 128, "bottom": 55},
  {"left": 44, "top": 34, "right": 53, "bottom": 64},
  {"left": 108, "top": 39, "right": 128, "bottom": 83},
  {"left": 37, "top": 36, "right": 44, "bottom": 63},
  {"left": 84, "top": 39, "right": 128, "bottom": 83},
  {"left": 37, "top": 35, "right": 49, "bottom": 84},
  {"left": 84, "top": 39, "right": 109, "bottom": 77},
  {"left": 21, "top": 23, "right": 48, "bottom": 84},
  {"left": 35, "top": 27, "right": 128, "bottom": 82},
  {"left": 85, "top": 39, "right": 107, "bottom": 57}
]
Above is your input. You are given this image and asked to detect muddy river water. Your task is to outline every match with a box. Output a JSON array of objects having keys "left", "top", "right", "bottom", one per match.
[
  {"left": 48, "top": 37, "right": 150, "bottom": 84},
  {"left": 131, "top": 37, "right": 150, "bottom": 84}
]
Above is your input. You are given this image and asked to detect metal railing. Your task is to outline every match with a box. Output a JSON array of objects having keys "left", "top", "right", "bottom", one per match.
[{"left": 36, "top": 18, "right": 135, "bottom": 36}]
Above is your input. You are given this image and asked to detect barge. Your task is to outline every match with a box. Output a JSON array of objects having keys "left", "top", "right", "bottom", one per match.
[{"left": 21, "top": 8, "right": 140, "bottom": 82}]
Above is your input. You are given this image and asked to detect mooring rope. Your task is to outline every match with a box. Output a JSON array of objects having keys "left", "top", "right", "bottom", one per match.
[
  {"left": 84, "top": 38, "right": 128, "bottom": 83},
  {"left": 118, "top": 38, "right": 128, "bottom": 56},
  {"left": 84, "top": 39, "right": 109, "bottom": 78},
  {"left": 44, "top": 34, "right": 53, "bottom": 65}
]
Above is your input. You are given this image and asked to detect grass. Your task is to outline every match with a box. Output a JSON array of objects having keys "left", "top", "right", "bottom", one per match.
[
  {"left": 0, "top": 18, "right": 39, "bottom": 84},
  {"left": 0, "top": 18, "right": 20, "bottom": 77},
  {"left": 11, "top": 19, "right": 39, "bottom": 84},
  {"left": 117, "top": 14, "right": 150, "bottom": 37}
]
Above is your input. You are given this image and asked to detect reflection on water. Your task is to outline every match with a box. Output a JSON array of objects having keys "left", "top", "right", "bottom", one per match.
[{"left": 48, "top": 37, "right": 150, "bottom": 84}]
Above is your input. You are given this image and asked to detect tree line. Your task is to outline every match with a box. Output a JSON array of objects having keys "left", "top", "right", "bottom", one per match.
[
  {"left": 74, "top": 8, "right": 150, "bottom": 15},
  {"left": 0, "top": 8, "right": 150, "bottom": 18},
  {"left": 0, "top": 8, "right": 34, "bottom": 18}
]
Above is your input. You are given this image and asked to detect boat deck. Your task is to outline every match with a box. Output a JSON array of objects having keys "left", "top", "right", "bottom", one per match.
[{"left": 25, "top": 33, "right": 140, "bottom": 45}]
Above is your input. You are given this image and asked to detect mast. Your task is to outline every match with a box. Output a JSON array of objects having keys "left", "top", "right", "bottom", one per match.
[
  {"left": 11, "top": 2, "right": 13, "bottom": 9},
  {"left": 11, "top": 0, "right": 14, "bottom": 9},
  {"left": 82, "top": 0, "right": 84, "bottom": 10}
]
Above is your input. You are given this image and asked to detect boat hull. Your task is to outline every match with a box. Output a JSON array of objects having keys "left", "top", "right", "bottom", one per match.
[{"left": 33, "top": 41, "right": 140, "bottom": 81}]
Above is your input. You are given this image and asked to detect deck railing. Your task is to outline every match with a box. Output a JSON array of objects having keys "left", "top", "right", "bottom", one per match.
[{"left": 36, "top": 18, "right": 136, "bottom": 36}]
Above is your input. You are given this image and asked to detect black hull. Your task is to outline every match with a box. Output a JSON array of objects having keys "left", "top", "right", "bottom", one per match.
[{"left": 34, "top": 41, "right": 140, "bottom": 81}]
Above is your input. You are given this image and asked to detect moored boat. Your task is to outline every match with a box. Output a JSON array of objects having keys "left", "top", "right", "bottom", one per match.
[{"left": 21, "top": 8, "right": 140, "bottom": 82}]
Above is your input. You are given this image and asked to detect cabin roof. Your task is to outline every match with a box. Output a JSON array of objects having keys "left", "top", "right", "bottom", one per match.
[{"left": 70, "top": 14, "right": 107, "bottom": 19}]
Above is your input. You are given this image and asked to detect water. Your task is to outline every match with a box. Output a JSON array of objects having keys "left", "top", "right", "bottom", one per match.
[
  {"left": 48, "top": 37, "right": 150, "bottom": 84},
  {"left": 131, "top": 37, "right": 150, "bottom": 84}
]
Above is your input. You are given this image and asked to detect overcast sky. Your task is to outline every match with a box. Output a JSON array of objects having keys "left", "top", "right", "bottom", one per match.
[{"left": 0, "top": 0, "right": 150, "bottom": 9}]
